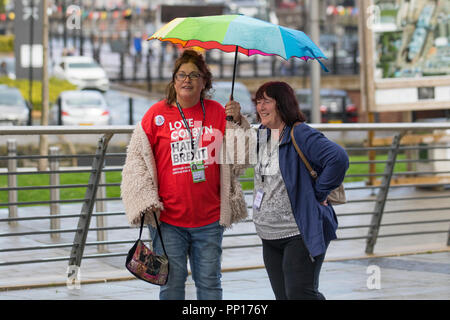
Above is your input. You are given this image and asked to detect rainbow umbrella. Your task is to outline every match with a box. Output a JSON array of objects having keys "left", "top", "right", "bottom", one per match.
[{"left": 149, "top": 14, "right": 328, "bottom": 119}]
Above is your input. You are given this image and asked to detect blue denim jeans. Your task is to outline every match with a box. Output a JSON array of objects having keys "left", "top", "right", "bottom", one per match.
[{"left": 148, "top": 221, "right": 224, "bottom": 300}]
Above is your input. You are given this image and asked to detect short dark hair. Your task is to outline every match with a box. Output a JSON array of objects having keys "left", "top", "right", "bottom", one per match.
[
  {"left": 166, "top": 49, "right": 213, "bottom": 105},
  {"left": 253, "top": 81, "right": 306, "bottom": 126}
]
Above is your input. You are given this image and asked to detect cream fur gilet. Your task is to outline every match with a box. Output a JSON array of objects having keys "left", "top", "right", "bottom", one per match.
[{"left": 120, "top": 118, "right": 251, "bottom": 228}]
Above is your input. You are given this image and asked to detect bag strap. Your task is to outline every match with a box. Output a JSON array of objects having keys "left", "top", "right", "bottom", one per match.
[
  {"left": 290, "top": 122, "right": 318, "bottom": 180},
  {"left": 139, "top": 211, "right": 169, "bottom": 257}
]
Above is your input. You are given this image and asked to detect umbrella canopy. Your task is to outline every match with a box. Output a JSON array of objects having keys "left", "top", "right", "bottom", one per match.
[
  {"left": 148, "top": 14, "right": 328, "bottom": 120},
  {"left": 149, "top": 14, "right": 327, "bottom": 64}
]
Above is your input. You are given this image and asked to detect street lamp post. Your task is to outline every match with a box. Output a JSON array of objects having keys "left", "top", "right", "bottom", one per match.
[
  {"left": 62, "top": 0, "right": 67, "bottom": 48},
  {"left": 28, "top": 0, "right": 35, "bottom": 105},
  {"left": 310, "top": 0, "right": 321, "bottom": 124},
  {"left": 79, "top": 0, "right": 84, "bottom": 56},
  {"left": 39, "top": 0, "right": 50, "bottom": 171}
]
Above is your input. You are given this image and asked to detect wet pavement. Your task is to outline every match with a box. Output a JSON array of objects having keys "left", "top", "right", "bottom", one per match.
[
  {"left": 0, "top": 185, "right": 449, "bottom": 300},
  {"left": 0, "top": 251, "right": 448, "bottom": 300}
]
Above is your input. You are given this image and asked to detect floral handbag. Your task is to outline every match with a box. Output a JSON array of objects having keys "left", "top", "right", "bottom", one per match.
[{"left": 125, "top": 211, "right": 169, "bottom": 286}]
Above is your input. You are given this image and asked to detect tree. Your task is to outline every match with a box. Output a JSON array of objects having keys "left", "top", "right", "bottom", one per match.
[{"left": 39, "top": 0, "right": 50, "bottom": 171}]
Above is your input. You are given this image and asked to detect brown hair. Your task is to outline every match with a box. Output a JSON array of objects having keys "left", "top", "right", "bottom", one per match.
[
  {"left": 166, "top": 49, "right": 213, "bottom": 105},
  {"left": 253, "top": 81, "right": 306, "bottom": 126}
]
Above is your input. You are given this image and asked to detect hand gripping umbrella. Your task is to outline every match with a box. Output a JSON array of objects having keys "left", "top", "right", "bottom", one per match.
[{"left": 148, "top": 14, "right": 328, "bottom": 121}]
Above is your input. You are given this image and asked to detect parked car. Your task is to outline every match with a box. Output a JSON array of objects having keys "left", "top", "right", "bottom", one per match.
[
  {"left": 0, "top": 85, "right": 32, "bottom": 125},
  {"left": 296, "top": 89, "right": 358, "bottom": 123},
  {"left": 210, "top": 81, "right": 256, "bottom": 123},
  {"left": 50, "top": 90, "right": 111, "bottom": 126},
  {"left": 103, "top": 90, "right": 158, "bottom": 125},
  {"left": 53, "top": 56, "right": 109, "bottom": 92}
]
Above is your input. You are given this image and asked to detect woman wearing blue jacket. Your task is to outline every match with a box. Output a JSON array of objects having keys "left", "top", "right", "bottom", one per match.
[{"left": 252, "top": 81, "right": 349, "bottom": 300}]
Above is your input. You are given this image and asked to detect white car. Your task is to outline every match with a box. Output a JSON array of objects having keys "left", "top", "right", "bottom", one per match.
[
  {"left": 53, "top": 56, "right": 109, "bottom": 92},
  {"left": 0, "top": 85, "right": 32, "bottom": 125},
  {"left": 50, "top": 90, "right": 111, "bottom": 126}
]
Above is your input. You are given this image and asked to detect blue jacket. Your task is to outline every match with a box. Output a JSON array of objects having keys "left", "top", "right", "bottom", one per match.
[{"left": 259, "top": 122, "right": 349, "bottom": 258}]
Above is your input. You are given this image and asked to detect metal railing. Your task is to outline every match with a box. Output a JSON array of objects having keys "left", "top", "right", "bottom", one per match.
[{"left": 1, "top": 124, "right": 449, "bottom": 282}]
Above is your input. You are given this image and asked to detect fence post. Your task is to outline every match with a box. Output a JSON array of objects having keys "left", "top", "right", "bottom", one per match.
[
  {"left": 236, "top": 54, "right": 241, "bottom": 78},
  {"left": 365, "top": 133, "right": 403, "bottom": 254},
  {"left": 96, "top": 171, "right": 108, "bottom": 253},
  {"left": 289, "top": 59, "right": 295, "bottom": 76},
  {"left": 353, "top": 44, "right": 358, "bottom": 74},
  {"left": 128, "top": 97, "right": 134, "bottom": 125},
  {"left": 219, "top": 51, "right": 224, "bottom": 78},
  {"left": 68, "top": 133, "right": 113, "bottom": 277},
  {"left": 447, "top": 226, "right": 450, "bottom": 246},
  {"left": 332, "top": 42, "right": 338, "bottom": 74},
  {"left": 146, "top": 51, "right": 152, "bottom": 91},
  {"left": 253, "top": 55, "right": 258, "bottom": 77},
  {"left": 133, "top": 54, "right": 138, "bottom": 81},
  {"left": 120, "top": 53, "right": 125, "bottom": 81},
  {"left": 90, "top": 33, "right": 96, "bottom": 61},
  {"left": 158, "top": 49, "right": 164, "bottom": 80},
  {"left": 49, "top": 146, "right": 60, "bottom": 240},
  {"left": 57, "top": 97, "right": 62, "bottom": 125},
  {"left": 7, "top": 139, "right": 18, "bottom": 227},
  {"left": 271, "top": 56, "right": 276, "bottom": 77}
]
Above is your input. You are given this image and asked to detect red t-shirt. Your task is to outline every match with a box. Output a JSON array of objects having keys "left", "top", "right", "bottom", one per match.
[{"left": 141, "top": 99, "right": 226, "bottom": 228}]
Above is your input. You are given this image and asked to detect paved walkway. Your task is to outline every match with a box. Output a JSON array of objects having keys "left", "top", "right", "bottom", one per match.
[
  {"left": 1, "top": 251, "right": 448, "bottom": 300},
  {"left": 1, "top": 185, "right": 449, "bottom": 300}
]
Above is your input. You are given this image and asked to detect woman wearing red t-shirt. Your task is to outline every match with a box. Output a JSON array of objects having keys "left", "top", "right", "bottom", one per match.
[{"left": 121, "top": 50, "right": 251, "bottom": 300}]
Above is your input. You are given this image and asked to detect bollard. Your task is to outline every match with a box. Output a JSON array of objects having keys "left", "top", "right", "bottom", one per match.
[
  {"left": 96, "top": 171, "right": 108, "bottom": 253},
  {"left": 7, "top": 140, "right": 18, "bottom": 227},
  {"left": 49, "top": 146, "right": 60, "bottom": 239}
]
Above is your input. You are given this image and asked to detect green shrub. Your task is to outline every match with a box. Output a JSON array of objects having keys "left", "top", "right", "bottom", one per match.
[{"left": 0, "top": 35, "right": 13, "bottom": 53}]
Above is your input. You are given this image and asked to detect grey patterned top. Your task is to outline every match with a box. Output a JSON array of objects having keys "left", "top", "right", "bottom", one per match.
[{"left": 253, "top": 139, "right": 300, "bottom": 240}]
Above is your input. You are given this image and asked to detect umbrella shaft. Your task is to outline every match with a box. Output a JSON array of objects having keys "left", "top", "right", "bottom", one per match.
[
  {"left": 226, "top": 46, "right": 239, "bottom": 122},
  {"left": 230, "top": 46, "right": 238, "bottom": 101}
]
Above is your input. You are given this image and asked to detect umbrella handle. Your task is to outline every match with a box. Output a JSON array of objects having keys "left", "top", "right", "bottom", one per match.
[{"left": 226, "top": 46, "right": 239, "bottom": 121}]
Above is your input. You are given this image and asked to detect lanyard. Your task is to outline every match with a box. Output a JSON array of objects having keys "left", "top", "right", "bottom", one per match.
[
  {"left": 258, "top": 125, "right": 286, "bottom": 183},
  {"left": 175, "top": 98, "right": 206, "bottom": 161}
]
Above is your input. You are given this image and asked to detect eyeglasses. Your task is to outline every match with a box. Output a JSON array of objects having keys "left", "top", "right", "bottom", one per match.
[
  {"left": 256, "top": 98, "right": 275, "bottom": 106},
  {"left": 175, "top": 72, "right": 203, "bottom": 81}
]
